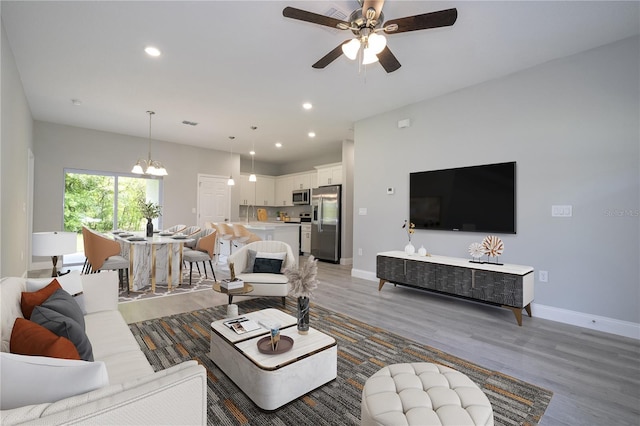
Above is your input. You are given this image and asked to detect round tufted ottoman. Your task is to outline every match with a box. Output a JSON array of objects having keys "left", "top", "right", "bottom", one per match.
[{"left": 361, "top": 363, "right": 494, "bottom": 426}]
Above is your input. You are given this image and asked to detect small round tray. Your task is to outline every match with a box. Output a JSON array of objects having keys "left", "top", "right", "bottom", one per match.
[{"left": 257, "top": 335, "right": 294, "bottom": 354}]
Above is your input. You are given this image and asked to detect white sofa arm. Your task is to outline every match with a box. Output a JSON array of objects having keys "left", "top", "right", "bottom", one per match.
[
  {"left": 81, "top": 271, "right": 119, "bottom": 314},
  {"left": 1, "top": 361, "right": 207, "bottom": 425}
]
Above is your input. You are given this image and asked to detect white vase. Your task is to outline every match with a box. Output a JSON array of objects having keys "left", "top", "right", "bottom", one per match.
[
  {"left": 418, "top": 245, "right": 427, "bottom": 256},
  {"left": 404, "top": 242, "right": 415, "bottom": 255}
]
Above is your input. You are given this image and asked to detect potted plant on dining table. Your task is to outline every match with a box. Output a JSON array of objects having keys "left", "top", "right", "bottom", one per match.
[{"left": 138, "top": 199, "right": 162, "bottom": 237}]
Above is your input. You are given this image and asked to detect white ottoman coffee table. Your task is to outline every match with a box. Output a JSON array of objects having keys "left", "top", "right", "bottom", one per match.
[
  {"left": 208, "top": 308, "right": 337, "bottom": 410},
  {"left": 361, "top": 363, "right": 494, "bottom": 426}
]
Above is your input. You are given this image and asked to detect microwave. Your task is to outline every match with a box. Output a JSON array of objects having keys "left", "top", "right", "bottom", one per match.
[{"left": 292, "top": 189, "right": 310, "bottom": 205}]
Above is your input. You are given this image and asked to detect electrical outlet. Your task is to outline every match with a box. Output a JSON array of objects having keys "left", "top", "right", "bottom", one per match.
[
  {"left": 358, "top": 248, "right": 363, "bottom": 256},
  {"left": 539, "top": 270, "right": 548, "bottom": 282}
]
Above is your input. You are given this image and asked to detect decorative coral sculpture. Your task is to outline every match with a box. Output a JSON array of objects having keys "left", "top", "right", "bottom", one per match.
[
  {"left": 285, "top": 255, "right": 318, "bottom": 298},
  {"left": 482, "top": 235, "right": 504, "bottom": 258}
]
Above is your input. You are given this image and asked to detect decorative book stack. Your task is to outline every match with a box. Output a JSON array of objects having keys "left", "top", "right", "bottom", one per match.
[{"left": 221, "top": 278, "right": 244, "bottom": 290}]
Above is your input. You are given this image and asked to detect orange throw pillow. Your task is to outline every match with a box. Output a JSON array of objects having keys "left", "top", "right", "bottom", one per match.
[
  {"left": 21, "top": 279, "right": 62, "bottom": 319},
  {"left": 10, "top": 318, "right": 80, "bottom": 360}
]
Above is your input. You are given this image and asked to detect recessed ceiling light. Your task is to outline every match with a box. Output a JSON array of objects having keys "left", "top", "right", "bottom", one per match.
[
  {"left": 308, "top": 132, "right": 316, "bottom": 138},
  {"left": 302, "top": 102, "right": 313, "bottom": 110},
  {"left": 144, "top": 46, "right": 161, "bottom": 57},
  {"left": 275, "top": 142, "right": 283, "bottom": 148}
]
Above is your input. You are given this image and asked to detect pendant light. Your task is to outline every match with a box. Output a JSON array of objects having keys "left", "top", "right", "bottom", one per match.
[
  {"left": 249, "top": 125, "right": 257, "bottom": 182},
  {"left": 227, "top": 136, "right": 235, "bottom": 186},
  {"left": 132, "top": 111, "right": 167, "bottom": 176}
]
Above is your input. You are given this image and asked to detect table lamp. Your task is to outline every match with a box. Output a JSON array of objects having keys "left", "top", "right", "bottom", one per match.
[{"left": 32, "top": 231, "right": 77, "bottom": 277}]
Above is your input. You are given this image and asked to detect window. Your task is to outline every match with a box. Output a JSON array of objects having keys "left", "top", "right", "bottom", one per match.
[{"left": 64, "top": 169, "right": 163, "bottom": 238}]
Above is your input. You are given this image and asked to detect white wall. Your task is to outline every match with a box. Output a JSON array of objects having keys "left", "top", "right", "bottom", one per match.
[
  {"left": 32, "top": 121, "right": 240, "bottom": 233},
  {"left": 1, "top": 20, "right": 33, "bottom": 277},
  {"left": 352, "top": 37, "right": 639, "bottom": 328}
]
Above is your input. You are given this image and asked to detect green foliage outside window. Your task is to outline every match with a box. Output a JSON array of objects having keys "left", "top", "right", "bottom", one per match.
[{"left": 64, "top": 172, "right": 157, "bottom": 233}]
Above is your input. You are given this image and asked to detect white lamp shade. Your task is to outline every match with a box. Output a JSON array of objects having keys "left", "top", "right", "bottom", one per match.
[
  {"left": 32, "top": 232, "right": 77, "bottom": 256},
  {"left": 227, "top": 177, "right": 235, "bottom": 186},
  {"left": 249, "top": 174, "right": 257, "bottom": 182},
  {"left": 342, "top": 39, "right": 361, "bottom": 60},
  {"left": 131, "top": 162, "right": 144, "bottom": 174},
  {"left": 368, "top": 33, "right": 387, "bottom": 54},
  {"left": 362, "top": 47, "right": 379, "bottom": 65}
]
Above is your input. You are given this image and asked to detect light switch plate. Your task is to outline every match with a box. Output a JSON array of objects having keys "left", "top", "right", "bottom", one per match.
[{"left": 358, "top": 208, "right": 367, "bottom": 215}]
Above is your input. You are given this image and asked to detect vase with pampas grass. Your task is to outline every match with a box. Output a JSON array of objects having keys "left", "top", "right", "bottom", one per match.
[{"left": 284, "top": 255, "right": 318, "bottom": 334}]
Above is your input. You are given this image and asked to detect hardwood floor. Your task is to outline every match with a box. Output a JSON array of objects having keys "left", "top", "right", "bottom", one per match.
[{"left": 119, "top": 258, "right": 640, "bottom": 426}]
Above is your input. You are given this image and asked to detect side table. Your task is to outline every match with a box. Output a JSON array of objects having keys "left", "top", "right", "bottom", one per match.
[{"left": 212, "top": 282, "right": 254, "bottom": 304}]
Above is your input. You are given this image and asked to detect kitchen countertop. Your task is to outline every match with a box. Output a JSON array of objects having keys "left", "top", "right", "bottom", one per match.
[{"left": 234, "top": 222, "right": 301, "bottom": 230}]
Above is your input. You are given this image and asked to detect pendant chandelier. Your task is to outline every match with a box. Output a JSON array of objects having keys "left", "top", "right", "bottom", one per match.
[
  {"left": 132, "top": 111, "right": 167, "bottom": 176},
  {"left": 249, "top": 125, "right": 257, "bottom": 182}
]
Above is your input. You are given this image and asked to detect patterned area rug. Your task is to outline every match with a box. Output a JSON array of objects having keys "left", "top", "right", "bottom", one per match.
[
  {"left": 118, "top": 266, "right": 230, "bottom": 303},
  {"left": 129, "top": 298, "right": 553, "bottom": 425}
]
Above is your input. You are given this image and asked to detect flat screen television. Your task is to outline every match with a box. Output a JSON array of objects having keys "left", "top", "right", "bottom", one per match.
[{"left": 410, "top": 162, "right": 516, "bottom": 234}]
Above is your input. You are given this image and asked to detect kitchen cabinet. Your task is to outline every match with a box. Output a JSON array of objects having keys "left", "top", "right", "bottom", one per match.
[
  {"left": 255, "top": 176, "right": 275, "bottom": 206},
  {"left": 301, "top": 224, "right": 311, "bottom": 253},
  {"left": 316, "top": 163, "right": 342, "bottom": 186},
  {"left": 292, "top": 172, "right": 311, "bottom": 190},
  {"left": 238, "top": 175, "right": 255, "bottom": 205},
  {"left": 274, "top": 176, "right": 293, "bottom": 207}
]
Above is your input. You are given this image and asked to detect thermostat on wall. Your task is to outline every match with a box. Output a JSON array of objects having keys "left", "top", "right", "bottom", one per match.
[{"left": 387, "top": 187, "right": 394, "bottom": 194}]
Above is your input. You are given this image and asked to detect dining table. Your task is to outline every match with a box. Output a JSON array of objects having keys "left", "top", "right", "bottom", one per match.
[{"left": 112, "top": 231, "right": 194, "bottom": 292}]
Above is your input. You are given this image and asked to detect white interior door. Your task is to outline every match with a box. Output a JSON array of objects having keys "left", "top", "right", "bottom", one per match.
[{"left": 197, "top": 175, "right": 228, "bottom": 229}]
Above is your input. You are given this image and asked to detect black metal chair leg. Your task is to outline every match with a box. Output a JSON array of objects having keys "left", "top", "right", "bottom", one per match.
[
  {"left": 189, "top": 262, "right": 194, "bottom": 286},
  {"left": 203, "top": 261, "right": 208, "bottom": 279},
  {"left": 195, "top": 263, "right": 201, "bottom": 275},
  {"left": 282, "top": 296, "right": 286, "bottom": 307},
  {"left": 208, "top": 260, "right": 216, "bottom": 281}
]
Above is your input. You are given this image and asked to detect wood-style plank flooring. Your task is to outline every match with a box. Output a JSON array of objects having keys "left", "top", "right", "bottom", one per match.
[{"left": 118, "top": 258, "right": 640, "bottom": 426}]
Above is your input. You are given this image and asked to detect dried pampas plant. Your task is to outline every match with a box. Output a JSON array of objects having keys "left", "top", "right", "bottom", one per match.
[{"left": 285, "top": 255, "right": 318, "bottom": 298}]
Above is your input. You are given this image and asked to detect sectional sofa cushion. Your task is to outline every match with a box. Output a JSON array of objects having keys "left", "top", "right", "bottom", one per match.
[
  {"left": 0, "top": 352, "right": 108, "bottom": 410},
  {"left": 26, "top": 271, "right": 86, "bottom": 313},
  {"left": 9, "top": 318, "right": 80, "bottom": 360}
]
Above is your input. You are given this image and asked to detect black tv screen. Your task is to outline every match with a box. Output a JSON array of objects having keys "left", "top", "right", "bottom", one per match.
[{"left": 410, "top": 162, "right": 516, "bottom": 234}]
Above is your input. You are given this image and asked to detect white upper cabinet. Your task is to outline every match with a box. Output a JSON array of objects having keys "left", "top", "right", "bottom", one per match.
[
  {"left": 255, "top": 176, "right": 275, "bottom": 206},
  {"left": 238, "top": 175, "right": 255, "bottom": 205},
  {"left": 316, "top": 163, "right": 342, "bottom": 186},
  {"left": 275, "top": 176, "right": 293, "bottom": 207}
]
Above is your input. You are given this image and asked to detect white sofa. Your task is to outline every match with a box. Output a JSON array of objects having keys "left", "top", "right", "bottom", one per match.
[
  {"left": 0, "top": 271, "right": 207, "bottom": 425},
  {"left": 228, "top": 240, "right": 296, "bottom": 306}
]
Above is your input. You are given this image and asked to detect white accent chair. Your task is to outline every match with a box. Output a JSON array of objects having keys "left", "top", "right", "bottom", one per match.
[{"left": 227, "top": 241, "right": 296, "bottom": 306}]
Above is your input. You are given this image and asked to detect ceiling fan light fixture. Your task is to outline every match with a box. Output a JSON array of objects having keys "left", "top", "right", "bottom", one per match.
[
  {"left": 342, "top": 38, "right": 360, "bottom": 60},
  {"left": 368, "top": 32, "right": 387, "bottom": 54},
  {"left": 362, "top": 47, "right": 379, "bottom": 65},
  {"left": 132, "top": 161, "right": 144, "bottom": 174}
]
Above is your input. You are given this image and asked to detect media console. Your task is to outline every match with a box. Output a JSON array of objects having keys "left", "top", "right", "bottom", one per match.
[{"left": 376, "top": 251, "right": 534, "bottom": 326}]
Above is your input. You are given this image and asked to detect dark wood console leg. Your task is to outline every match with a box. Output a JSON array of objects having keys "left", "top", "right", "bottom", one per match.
[
  {"left": 378, "top": 279, "right": 387, "bottom": 291},
  {"left": 524, "top": 303, "right": 532, "bottom": 318},
  {"left": 503, "top": 305, "right": 523, "bottom": 326}
]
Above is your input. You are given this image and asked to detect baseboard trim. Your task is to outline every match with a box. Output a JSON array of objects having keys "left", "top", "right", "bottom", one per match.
[
  {"left": 532, "top": 303, "right": 640, "bottom": 340},
  {"left": 351, "top": 268, "right": 640, "bottom": 340}
]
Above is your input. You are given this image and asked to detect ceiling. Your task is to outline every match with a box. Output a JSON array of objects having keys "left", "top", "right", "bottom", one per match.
[{"left": 2, "top": 1, "right": 638, "bottom": 165}]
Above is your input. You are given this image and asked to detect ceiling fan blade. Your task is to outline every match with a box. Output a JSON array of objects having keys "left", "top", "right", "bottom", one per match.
[
  {"left": 377, "top": 46, "right": 401, "bottom": 73},
  {"left": 312, "top": 41, "right": 350, "bottom": 69},
  {"left": 384, "top": 8, "right": 457, "bottom": 34},
  {"left": 283, "top": 6, "right": 350, "bottom": 29},
  {"left": 362, "top": 0, "right": 385, "bottom": 22}
]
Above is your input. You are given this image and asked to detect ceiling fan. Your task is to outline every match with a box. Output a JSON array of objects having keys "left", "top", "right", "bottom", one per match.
[{"left": 282, "top": 0, "right": 457, "bottom": 73}]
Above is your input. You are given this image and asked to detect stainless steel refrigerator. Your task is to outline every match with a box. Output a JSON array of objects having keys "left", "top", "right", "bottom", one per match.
[{"left": 311, "top": 185, "right": 341, "bottom": 263}]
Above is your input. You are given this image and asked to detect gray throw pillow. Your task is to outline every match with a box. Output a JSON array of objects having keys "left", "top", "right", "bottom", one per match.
[
  {"left": 243, "top": 249, "right": 258, "bottom": 273},
  {"left": 41, "top": 289, "right": 85, "bottom": 330},
  {"left": 253, "top": 257, "right": 284, "bottom": 274},
  {"left": 31, "top": 306, "right": 94, "bottom": 362}
]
